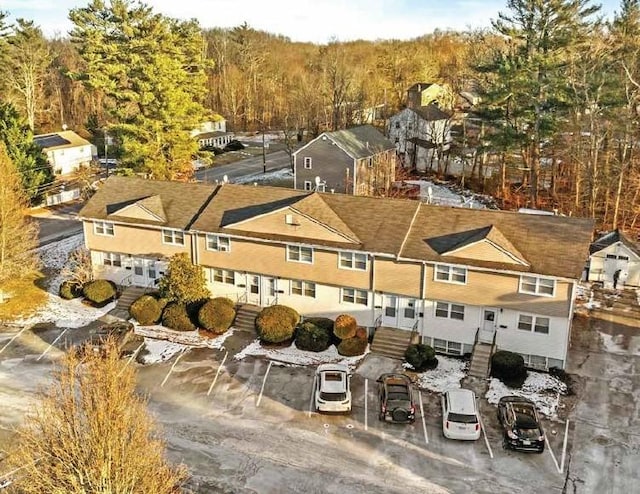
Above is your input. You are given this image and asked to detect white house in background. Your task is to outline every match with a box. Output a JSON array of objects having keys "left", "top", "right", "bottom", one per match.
[
  {"left": 587, "top": 230, "right": 640, "bottom": 288},
  {"left": 191, "top": 115, "right": 235, "bottom": 149},
  {"left": 387, "top": 104, "right": 452, "bottom": 172},
  {"left": 34, "top": 130, "right": 97, "bottom": 175}
]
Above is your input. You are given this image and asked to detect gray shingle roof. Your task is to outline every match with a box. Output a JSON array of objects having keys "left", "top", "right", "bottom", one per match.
[
  {"left": 412, "top": 104, "right": 451, "bottom": 122},
  {"left": 324, "top": 125, "right": 395, "bottom": 159}
]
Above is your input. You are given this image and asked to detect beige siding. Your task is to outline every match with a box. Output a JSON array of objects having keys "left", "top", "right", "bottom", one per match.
[
  {"left": 374, "top": 259, "right": 422, "bottom": 297},
  {"left": 112, "top": 205, "right": 161, "bottom": 222},
  {"left": 84, "top": 221, "right": 192, "bottom": 257},
  {"left": 197, "top": 236, "right": 370, "bottom": 289},
  {"left": 425, "top": 265, "right": 572, "bottom": 318},
  {"left": 226, "top": 209, "right": 355, "bottom": 244},
  {"left": 452, "top": 241, "right": 524, "bottom": 264}
]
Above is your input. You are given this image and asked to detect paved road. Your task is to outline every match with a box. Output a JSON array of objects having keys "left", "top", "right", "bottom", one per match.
[
  {"left": 30, "top": 203, "right": 84, "bottom": 246},
  {"left": 195, "top": 150, "right": 293, "bottom": 183}
]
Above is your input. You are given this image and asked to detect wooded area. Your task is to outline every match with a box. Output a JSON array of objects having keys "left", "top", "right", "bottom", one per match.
[{"left": 1, "top": 0, "right": 640, "bottom": 234}]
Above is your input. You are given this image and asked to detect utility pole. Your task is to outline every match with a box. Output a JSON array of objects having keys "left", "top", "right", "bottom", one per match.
[{"left": 262, "top": 127, "right": 266, "bottom": 174}]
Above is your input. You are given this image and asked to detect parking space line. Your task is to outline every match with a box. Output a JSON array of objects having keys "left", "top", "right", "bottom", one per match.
[
  {"left": 0, "top": 326, "right": 28, "bottom": 355},
  {"left": 364, "top": 378, "right": 368, "bottom": 431},
  {"left": 160, "top": 349, "right": 186, "bottom": 387},
  {"left": 36, "top": 329, "right": 68, "bottom": 362},
  {"left": 308, "top": 373, "right": 317, "bottom": 418},
  {"left": 256, "top": 360, "right": 273, "bottom": 407},
  {"left": 118, "top": 343, "right": 144, "bottom": 376},
  {"left": 560, "top": 419, "right": 570, "bottom": 473},
  {"left": 546, "top": 435, "right": 562, "bottom": 474},
  {"left": 418, "top": 391, "right": 428, "bottom": 445},
  {"left": 479, "top": 415, "right": 494, "bottom": 459},
  {"left": 207, "top": 350, "right": 228, "bottom": 396}
]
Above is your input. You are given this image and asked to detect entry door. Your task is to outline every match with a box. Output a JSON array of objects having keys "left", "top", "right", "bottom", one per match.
[
  {"left": 398, "top": 298, "right": 418, "bottom": 329},
  {"left": 479, "top": 308, "right": 498, "bottom": 343},
  {"left": 247, "top": 275, "right": 261, "bottom": 305},
  {"left": 133, "top": 258, "right": 145, "bottom": 286},
  {"left": 261, "top": 277, "right": 277, "bottom": 306},
  {"left": 382, "top": 294, "right": 398, "bottom": 326}
]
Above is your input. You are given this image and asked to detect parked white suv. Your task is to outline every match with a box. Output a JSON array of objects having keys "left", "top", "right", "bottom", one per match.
[
  {"left": 441, "top": 389, "right": 481, "bottom": 440},
  {"left": 314, "top": 364, "right": 351, "bottom": 413}
]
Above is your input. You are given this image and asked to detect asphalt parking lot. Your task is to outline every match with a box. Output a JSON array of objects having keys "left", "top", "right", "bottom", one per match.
[{"left": 1, "top": 326, "right": 574, "bottom": 493}]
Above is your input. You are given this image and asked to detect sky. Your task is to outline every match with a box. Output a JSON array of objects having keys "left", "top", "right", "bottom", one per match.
[{"left": 2, "top": 0, "right": 624, "bottom": 43}]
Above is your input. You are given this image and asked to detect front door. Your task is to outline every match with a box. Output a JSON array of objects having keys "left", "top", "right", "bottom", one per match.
[
  {"left": 247, "top": 274, "right": 260, "bottom": 305},
  {"left": 480, "top": 308, "right": 498, "bottom": 343},
  {"left": 398, "top": 298, "right": 418, "bottom": 329},
  {"left": 133, "top": 258, "right": 145, "bottom": 286},
  {"left": 262, "top": 277, "right": 277, "bottom": 306},
  {"left": 382, "top": 294, "right": 398, "bottom": 327}
]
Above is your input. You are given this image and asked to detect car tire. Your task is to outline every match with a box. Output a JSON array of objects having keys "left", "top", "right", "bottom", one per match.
[
  {"left": 378, "top": 412, "right": 385, "bottom": 421},
  {"left": 536, "top": 447, "right": 545, "bottom": 454},
  {"left": 502, "top": 437, "right": 509, "bottom": 450},
  {"left": 391, "top": 408, "right": 409, "bottom": 423}
]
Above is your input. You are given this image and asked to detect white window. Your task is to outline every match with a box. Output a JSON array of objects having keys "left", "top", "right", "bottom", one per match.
[
  {"left": 206, "top": 234, "right": 230, "bottom": 252},
  {"left": 162, "top": 229, "right": 184, "bottom": 246},
  {"left": 304, "top": 181, "right": 313, "bottom": 191},
  {"left": 339, "top": 251, "right": 367, "bottom": 271},
  {"left": 435, "top": 302, "right": 465, "bottom": 321},
  {"left": 517, "top": 314, "right": 550, "bottom": 334},
  {"left": 102, "top": 252, "right": 122, "bottom": 267},
  {"left": 291, "top": 280, "right": 316, "bottom": 298},
  {"left": 210, "top": 268, "right": 234, "bottom": 285},
  {"left": 286, "top": 245, "right": 313, "bottom": 264},
  {"left": 94, "top": 221, "right": 114, "bottom": 236},
  {"left": 341, "top": 288, "right": 368, "bottom": 306},
  {"left": 435, "top": 264, "right": 467, "bottom": 284},
  {"left": 432, "top": 338, "right": 463, "bottom": 355},
  {"left": 303, "top": 157, "right": 312, "bottom": 169},
  {"left": 519, "top": 275, "right": 555, "bottom": 296}
]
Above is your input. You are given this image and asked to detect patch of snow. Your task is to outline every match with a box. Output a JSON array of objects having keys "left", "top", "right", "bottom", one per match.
[
  {"left": 599, "top": 331, "right": 640, "bottom": 356},
  {"left": 37, "top": 233, "right": 85, "bottom": 293},
  {"left": 139, "top": 337, "right": 188, "bottom": 364},
  {"left": 402, "top": 180, "right": 493, "bottom": 209},
  {"left": 234, "top": 339, "right": 369, "bottom": 368},
  {"left": 414, "top": 356, "right": 468, "bottom": 393},
  {"left": 486, "top": 371, "right": 567, "bottom": 419},
  {"left": 233, "top": 168, "right": 292, "bottom": 185},
  {"left": 16, "top": 297, "right": 116, "bottom": 329},
  {"left": 134, "top": 324, "right": 235, "bottom": 350}
]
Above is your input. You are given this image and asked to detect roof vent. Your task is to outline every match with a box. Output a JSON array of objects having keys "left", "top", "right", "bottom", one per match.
[{"left": 285, "top": 213, "right": 300, "bottom": 226}]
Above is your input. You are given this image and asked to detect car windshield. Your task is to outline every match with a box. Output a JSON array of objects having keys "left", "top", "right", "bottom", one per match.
[
  {"left": 448, "top": 412, "right": 478, "bottom": 424},
  {"left": 320, "top": 392, "right": 347, "bottom": 401},
  {"left": 323, "top": 372, "right": 345, "bottom": 381}
]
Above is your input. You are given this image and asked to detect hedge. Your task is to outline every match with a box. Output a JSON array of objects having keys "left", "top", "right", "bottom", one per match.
[
  {"left": 256, "top": 305, "right": 299, "bottom": 343},
  {"left": 337, "top": 336, "right": 368, "bottom": 356},
  {"left": 333, "top": 314, "right": 357, "bottom": 340},
  {"left": 82, "top": 279, "right": 116, "bottom": 305},
  {"left": 294, "top": 321, "right": 332, "bottom": 352},
  {"left": 162, "top": 303, "right": 196, "bottom": 332},
  {"left": 198, "top": 297, "right": 236, "bottom": 334},
  {"left": 129, "top": 294, "right": 162, "bottom": 325},
  {"left": 59, "top": 280, "right": 82, "bottom": 300},
  {"left": 491, "top": 350, "right": 527, "bottom": 388},
  {"left": 404, "top": 343, "right": 438, "bottom": 371}
]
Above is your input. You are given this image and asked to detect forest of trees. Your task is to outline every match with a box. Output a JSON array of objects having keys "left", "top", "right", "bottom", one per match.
[{"left": 1, "top": 0, "right": 640, "bottom": 233}]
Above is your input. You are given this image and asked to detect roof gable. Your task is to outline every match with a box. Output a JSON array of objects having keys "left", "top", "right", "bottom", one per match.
[
  {"left": 325, "top": 125, "right": 395, "bottom": 159},
  {"left": 107, "top": 195, "right": 167, "bottom": 223},
  {"left": 590, "top": 229, "right": 640, "bottom": 257}
]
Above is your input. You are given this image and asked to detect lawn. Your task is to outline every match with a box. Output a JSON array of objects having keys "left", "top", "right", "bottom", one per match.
[{"left": 0, "top": 271, "right": 49, "bottom": 322}]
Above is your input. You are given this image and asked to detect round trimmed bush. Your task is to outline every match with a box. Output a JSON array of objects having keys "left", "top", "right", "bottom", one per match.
[
  {"left": 337, "top": 336, "right": 368, "bottom": 356},
  {"left": 256, "top": 305, "right": 299, "bottom": 343},
  {"left": 355, "top": 326, "right": 368, "bottom": 340},
  {"left": 162, "top": 303, "right": 196, "bottom": 332},
  {"left": 59, "top": 280, "right": 82, "bottom": 300},
  {"left": 334, "top": 314, "right": 357, "bottom": 339},
  {"left": 303, "top": 317, "right": 334, "bottom": 332},
  {"left": 491, "top": 350, "right": 527, "bottom": 388},
  {"left": 129, "top": 294, "right": 162, "bottom": 325},
  {"left": 295, "top": 321, "right": 332, "bottom": 352},
  {"left": 82, "top": 279, "right": 116, "bottom": 305},
  {"left": 198, "top": 297, "right": 236, "bottom": 334},
  {"left": 404, "top": 343, "right": 438, "bottom": 371}
]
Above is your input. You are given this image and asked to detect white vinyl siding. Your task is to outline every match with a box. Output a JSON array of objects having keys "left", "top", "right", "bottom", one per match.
[
  {"left": 434, "top": 264, "right": 467, "bottom": 284},
  {"left": 94, "top": 221, "right": 114, "bottom": 236},
  {"left": 519, "top": 275, "right": 555, "bottom": 296},
  {"left": 286, "top": 245, "right": 313, "bottom": 264},
  {"left": 162, "top": 229, "right": 184, "bottom": 246}
]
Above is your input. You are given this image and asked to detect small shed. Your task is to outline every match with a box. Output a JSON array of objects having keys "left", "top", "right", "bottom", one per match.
[{"left": 587, "top": 230, "right": 640, "bottom": 288}]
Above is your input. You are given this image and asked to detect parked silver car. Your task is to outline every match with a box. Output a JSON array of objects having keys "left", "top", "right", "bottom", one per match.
[
  {"left": 442, "top": 389, "right": 481, "bottom": 440},
  {"left": 314, "top": 364, "right": 352, "bottom": 413}
]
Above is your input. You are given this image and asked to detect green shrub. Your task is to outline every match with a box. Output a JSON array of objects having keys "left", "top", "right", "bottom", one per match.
[
  {"left": 82, "top": 279, "right": 116, "bottom": 305},
  {"left": 198, "top": 297, "right": 236, "bottom": 334},
  {"left": 59, "top": 280, "right": 82, "bottom": 300},
  {"left": 491, "top": 350, "right": 527, "bottom": 388},
  {"left": 337, "top": 336, "right": 368, "bottom": 356},
  {"left": 256, "top": 305, "right": 299, "bottom": 343},
  {"left": 129, "top": 295, "right": 162, "bottom": 325},
  {"left": 333, "top": 314, "right": 357, "bottom": 339},
  {"left": 162, "top": 303, "right": 196, "bottom": 332},
  {"left": 295, "top": 321, "right": 332, "bottom": 352},
  {"left": 303, "top": 317, "right": 334, "bottom": 332},
  {"left": 404, "top": 343, "right": 438, "bottom": 371}
]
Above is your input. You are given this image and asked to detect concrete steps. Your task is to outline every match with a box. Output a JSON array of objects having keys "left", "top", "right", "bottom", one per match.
[
  {"left": 109, "top": 286, "right": 146, "bottom": 320},
  {"left": 370, "top": 326, "right": 412, "bottom": 360},
  {"left": 234, "top": 304, "right": 262, "bottom": 332},
  {"left": 468, "top": 342, "right": 494, "bottom": 378}
]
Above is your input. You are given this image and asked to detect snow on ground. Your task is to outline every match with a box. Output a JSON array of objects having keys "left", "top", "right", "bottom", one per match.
[
  {"left": 37, "top": 233, "right": 84, "bottom": 293},
  {"left": 134, "top": 324, "right": 235, "bottom": 351},
  {"left": 138, "top": 337, "right": 189, "bottom": 364},
  {"left": 234, "top": 168, "right": 292, "bottom": 185},
  {"left": 411, "top": 356, "right": 468, "bottom": 393},
  {"left": 599, "top": 331, "right": 640, "bottom": 356},
  {"left": 486, "top": 372, "right": 568, "bottom": 419},
  {"left": 403, "top": 180, "right": 492, "bottom": 209},
  {"left": 234, "top": 339, "right": 370, "bottom": 368}
]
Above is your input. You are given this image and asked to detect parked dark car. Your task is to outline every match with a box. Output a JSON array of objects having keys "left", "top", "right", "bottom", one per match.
[
  {"left": 224, "top": 140, "right": 245, "bottom": 152},
  {"left": 377, "top": 373, "right": 416, "bottom": 423},
  {"left": 497, "top": 396, "right": 545, "bottom": 453}
]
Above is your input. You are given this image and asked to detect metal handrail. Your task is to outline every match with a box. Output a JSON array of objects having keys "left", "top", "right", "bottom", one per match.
[
  {"left": 237, "top": 292, "right": 247, "bottom": 304},
  {"left": 374, "top": 314, "right": 383, "bottom": 329},
  {"left": 474, "top": 327, "right": 479, "bottom": 345},
  {"left": 409, "top": 319, "right": 420, "bottom": 344}
]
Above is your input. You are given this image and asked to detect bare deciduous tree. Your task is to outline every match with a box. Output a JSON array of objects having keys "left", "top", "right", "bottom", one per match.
[{"left": 60, "top": 246, "right": 94, "bottom": 286}]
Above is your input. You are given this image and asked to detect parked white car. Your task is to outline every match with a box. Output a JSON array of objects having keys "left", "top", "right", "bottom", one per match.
[
  {"left": 314, "top": 364, "right": 351, "bottom": 413},
  {"left": 441, "top": 389, "right": 481, "bottom": 440}
]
